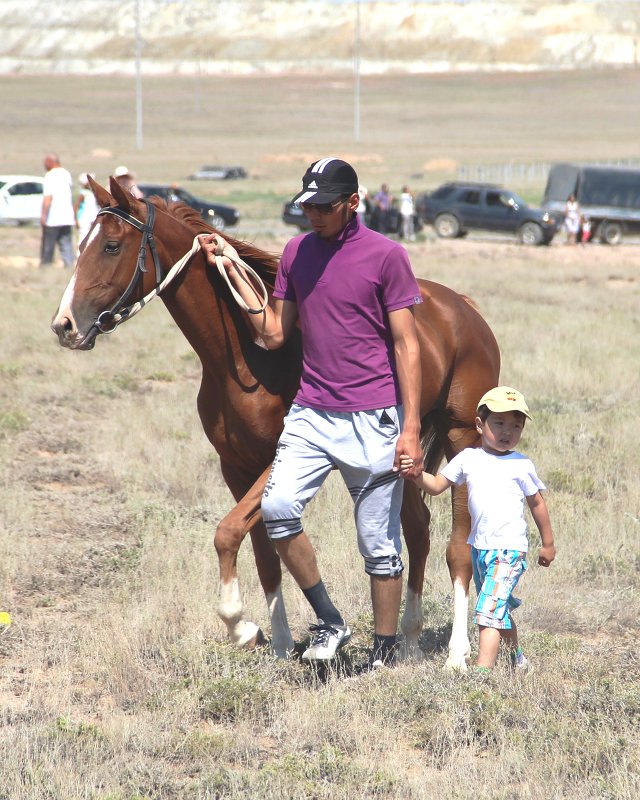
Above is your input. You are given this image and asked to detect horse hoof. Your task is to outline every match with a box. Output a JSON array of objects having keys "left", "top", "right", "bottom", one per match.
[
  {"left": 444, "top": 656, "right": 469, "bottom": 672},
  {"left": 242, "top": 627, "right": 268, "bottom": 650},
  {"left": 399, "top": 638, "right": 424, "bottom": 662}
]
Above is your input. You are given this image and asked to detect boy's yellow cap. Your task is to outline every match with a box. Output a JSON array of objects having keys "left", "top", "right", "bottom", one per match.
[{"left": 477, "top": 386, "right": 532, "bottom": 420}]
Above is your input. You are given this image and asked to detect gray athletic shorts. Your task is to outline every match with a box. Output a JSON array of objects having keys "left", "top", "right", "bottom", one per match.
[{"left": 261, "top": 403, "right": 405, "bottom": 577}]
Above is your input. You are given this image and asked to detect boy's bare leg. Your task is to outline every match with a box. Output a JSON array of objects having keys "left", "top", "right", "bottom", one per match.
[
  {"left": 501, "top": 617, "right": 519, "bottom": 655},
  {"left": 477, "top": 625, "right": 501, "bottom": 669}
]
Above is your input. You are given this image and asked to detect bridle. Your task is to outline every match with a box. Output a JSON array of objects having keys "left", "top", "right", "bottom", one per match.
[
  {"left": 91, "top": 201, "right": 166, "bottom": 335},
  {"left": 86, "top": 199, "right": 269, "bottom": 339}
]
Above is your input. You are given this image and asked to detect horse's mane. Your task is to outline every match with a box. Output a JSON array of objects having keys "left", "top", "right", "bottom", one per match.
[{"left": 148, "top": 196, "right": 280, "bottom": 289}]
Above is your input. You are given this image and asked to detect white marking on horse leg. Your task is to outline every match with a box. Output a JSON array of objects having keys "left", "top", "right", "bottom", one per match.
[
  {"left": 445, "top": 578, "right": 471, "bottom": 671},
  {"left": 265, "top": 587, "right": 294, "bottom": 659},
  {"left": 217, "top": 578, "right": 260, "bottom": 648},
  {"left": 400, "top": 586, "right": 423, "bottom": 660}
]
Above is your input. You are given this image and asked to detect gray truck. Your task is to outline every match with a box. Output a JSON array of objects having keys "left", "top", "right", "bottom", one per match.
[{"left": 542, "top": 163, "right": 640, "bottom": 245}]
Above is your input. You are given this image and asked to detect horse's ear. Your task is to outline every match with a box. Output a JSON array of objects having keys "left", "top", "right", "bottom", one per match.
[
  {"left": 89, "top": 175, "right": 114, "bottom": 208},
  {"left": 109, "top": 176, "right": 136, "bottom": 211}
]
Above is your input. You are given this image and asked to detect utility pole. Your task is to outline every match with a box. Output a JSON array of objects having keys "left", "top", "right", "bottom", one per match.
[
  {"left": 354, "top": 0, "right": 361, "bottom": 143},
  {"left": 135, "top": 0, "right": 143, "bottom": 150}
]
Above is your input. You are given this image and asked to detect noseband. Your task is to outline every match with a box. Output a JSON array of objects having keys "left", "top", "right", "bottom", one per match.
[{"left": 91, "top": 201, "right": 164, "bottom": 335}]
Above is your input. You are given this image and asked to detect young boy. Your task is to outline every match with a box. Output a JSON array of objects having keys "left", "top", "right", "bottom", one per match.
[{"left": 400, "top": 386, "right": 556, "bottom": 671}]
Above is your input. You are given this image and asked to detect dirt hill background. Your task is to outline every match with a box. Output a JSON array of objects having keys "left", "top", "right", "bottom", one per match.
[{"left": 1, "top": 0, "right": 639, "bottom": 76}]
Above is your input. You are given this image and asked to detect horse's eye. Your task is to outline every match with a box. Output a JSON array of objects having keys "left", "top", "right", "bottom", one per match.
[{"left": 104, "top": 242, "right": 121, "bottom": 254}]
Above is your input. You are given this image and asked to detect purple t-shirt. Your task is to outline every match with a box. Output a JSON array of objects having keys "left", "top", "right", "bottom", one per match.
[{"left": 273, "top": 215, "right": 422, "bottom": 412}]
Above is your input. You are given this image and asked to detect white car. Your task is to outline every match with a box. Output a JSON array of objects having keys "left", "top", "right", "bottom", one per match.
[{"left": 0, "top": 175, "right": 44, "bottom": 224}]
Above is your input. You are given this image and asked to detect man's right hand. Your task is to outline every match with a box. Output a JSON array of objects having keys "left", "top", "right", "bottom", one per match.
[{"left": 198, "top": 234, "right": 234, "bottom": 274}]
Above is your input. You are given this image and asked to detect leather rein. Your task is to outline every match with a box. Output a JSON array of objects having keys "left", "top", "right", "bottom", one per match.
[{"left": 88, "top": 200, "right": 268, "bottom": 338}]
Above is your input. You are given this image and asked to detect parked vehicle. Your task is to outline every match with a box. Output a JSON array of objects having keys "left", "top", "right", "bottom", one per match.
[
  {"left": 137, "top": 183, "right": 239, "bottom": 231},
  {"left": 542, "top": 163, "right": 640, "bottom": 245},
  {"left": 189, "top": 165, "right": 247, "bottom": 181},
  {"left": 0, "top": 174, "right": 44, "bottom": 225},
  {"left": 281, "top": 200, "right": 423, "bottom": 238},
  {"left": 282, "top": 200, "right": 313, "bottom": 231},
  {"left": 415, "top": 182, "right": 557, "bottom": 245}
]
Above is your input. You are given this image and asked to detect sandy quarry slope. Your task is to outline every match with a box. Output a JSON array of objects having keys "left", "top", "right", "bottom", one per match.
[{"left": 0, "top": 0, "right": 639, "bottom": 76}]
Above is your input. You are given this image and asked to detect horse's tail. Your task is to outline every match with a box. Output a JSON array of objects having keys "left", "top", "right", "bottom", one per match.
[{"left": 420, "top": 421, "right": 446, "bottom": 478}]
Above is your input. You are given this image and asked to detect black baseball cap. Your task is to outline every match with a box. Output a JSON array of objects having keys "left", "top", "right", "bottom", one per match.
[{"left": 291, "top": 157, "right": 359, "bottom": 205}]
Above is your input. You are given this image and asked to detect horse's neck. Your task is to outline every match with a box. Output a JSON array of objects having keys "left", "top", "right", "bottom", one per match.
[{"left": 159, "top": 234, "right": 254, "bottom": 379}]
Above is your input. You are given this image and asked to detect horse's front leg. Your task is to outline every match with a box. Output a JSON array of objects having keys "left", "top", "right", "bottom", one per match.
[
  {"left": 215, "top": 464, "right": 295, "bottom": 658},
  {"left": 444, "top": 483, "right": 473, "bottom": 670},
  {"left": 399, "top": 481, "right": 431, "bottom": 659}
]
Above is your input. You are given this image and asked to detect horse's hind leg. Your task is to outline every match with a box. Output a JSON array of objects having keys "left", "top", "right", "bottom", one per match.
[
  {"left": 215, "top": 464, "right": 295, "bottom": 658},
  {"left": 400, "top": 481, "right": 431, "bottom": 659}
]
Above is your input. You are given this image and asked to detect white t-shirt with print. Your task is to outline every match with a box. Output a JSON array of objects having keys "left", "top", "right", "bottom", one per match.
[
  {"left": 440, "top": 447, "right": 546, "bottom": 552},
  {"left": 42, "top": 166, "right": 75, "bottom": 226}
]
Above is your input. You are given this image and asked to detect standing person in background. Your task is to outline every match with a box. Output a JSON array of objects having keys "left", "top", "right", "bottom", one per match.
[
  {"left": 564, "top": 193, "right": 580, "bottom": 245},
  {"left": 357, "top": 185, "right": 369, "bottom": 227},
  {"left": 372, "top": 183, "right": 393, "bottom": 233},
  {"left": 113, "top": 165, "right": 143, "bottom": 199},
  {"left": 74, "top": 172, "right": 99, "bottom": 253},
  {"left": 399, "top": 185, "right": 416, "bottom": 241},
  {"left": 40, "top": 153, "right": 75, "bottom": 268},
  {"left": 199, "top": 157, "right": 424, "bottom": 671}
]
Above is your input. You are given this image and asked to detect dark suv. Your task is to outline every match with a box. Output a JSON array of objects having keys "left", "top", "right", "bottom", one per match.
[
  {"left": 137, "top": 183, "right": 239, "bottom": 232},
  {"left": 415, "top": 182, "right": 556, "bottom": 245}
]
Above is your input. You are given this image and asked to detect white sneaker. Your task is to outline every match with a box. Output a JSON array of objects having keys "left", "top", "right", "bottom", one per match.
[
  {"left": 302, "top": 620, "right": 351, "bottom": 661},
  {"left": 511, "top": 651, "right": 532, "bottom": 674}
]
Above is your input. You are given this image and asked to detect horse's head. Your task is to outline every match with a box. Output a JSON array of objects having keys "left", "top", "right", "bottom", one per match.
[{"left": 51, "top": 176, "right": 166, "bottom": 350}]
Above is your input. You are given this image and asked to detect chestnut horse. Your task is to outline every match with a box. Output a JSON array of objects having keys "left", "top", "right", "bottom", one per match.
[{"left": 51, "top": 178, "right": 500, "bottom": 668}]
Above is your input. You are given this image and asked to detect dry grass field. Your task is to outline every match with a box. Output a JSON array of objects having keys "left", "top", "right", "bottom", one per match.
[{"left": 1, "top": 70, "right": 640, "bottom": 799}]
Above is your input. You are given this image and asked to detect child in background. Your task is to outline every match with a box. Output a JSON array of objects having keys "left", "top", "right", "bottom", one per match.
[
  {"left": 400, "top": 386, "right": 556, "bottom": 672},
  {"left": 74, "top": 172, "right": 99, "bottom": 254}
]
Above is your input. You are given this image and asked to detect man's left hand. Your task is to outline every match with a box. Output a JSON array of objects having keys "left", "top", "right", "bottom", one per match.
[{"left": 393, "top": 432, "right": 423, "bottom": 479}]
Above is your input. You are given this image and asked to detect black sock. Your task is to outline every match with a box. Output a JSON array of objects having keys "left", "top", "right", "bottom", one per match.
[
  {"left": 302, "top": 581, "right": 343, "bottom": 626},
  {"left": 372, "top": 634, "right": 398, "bottom": 665}
]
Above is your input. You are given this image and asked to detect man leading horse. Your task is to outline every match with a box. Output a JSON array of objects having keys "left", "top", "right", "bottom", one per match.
[{"left": 199, "top": 157, "right": 423, "bottom": 670}]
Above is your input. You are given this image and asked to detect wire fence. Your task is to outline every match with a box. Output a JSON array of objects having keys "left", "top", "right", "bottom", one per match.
[{"left": 456, "top": 159, "right": 640, "bottom": 186}]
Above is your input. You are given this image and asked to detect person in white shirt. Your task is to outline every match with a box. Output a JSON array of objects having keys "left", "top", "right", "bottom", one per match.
[
  {"left": 74, "top": 172, "right": 99, "bottom": 254},
  {"left": 40, "top": 153, "right": 76, "bottom": 268},
  {"left": 399, "top": 386, "right": 556, "bottom": 672},
  {"left": 399, "top": 185, "right": 416, "bottom": 241}
]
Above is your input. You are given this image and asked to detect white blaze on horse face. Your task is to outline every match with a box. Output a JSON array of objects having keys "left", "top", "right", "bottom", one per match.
[
  {"left": 55, "top": 269, "right": 78, "bottom": 331},
  {"left": 52, "top": 222, "right": 100, "bottom": 334},
  {"left": 55, "top": 222, "right": 103, "bottom": 327},
  {"left": 85, "top": 220, "right": 102, "bottom": 249}
]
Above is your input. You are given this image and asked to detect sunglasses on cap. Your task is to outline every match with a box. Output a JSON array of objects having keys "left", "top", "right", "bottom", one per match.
[{"left": 300, "top": 197, "right": 350, "bottom": 215}]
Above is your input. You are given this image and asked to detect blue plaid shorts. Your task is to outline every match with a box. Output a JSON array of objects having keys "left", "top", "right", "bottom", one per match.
[{"left": 471, "top": 548, "right": 527, "bottom": 630}]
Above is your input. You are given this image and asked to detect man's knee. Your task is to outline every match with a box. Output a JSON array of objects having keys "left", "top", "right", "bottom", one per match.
[
  {"left": 364, "top": 554, "right": 404, "bottom": 577},
  {"left": 262, "top": 493, "right": 303, "bottom": 541}
]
